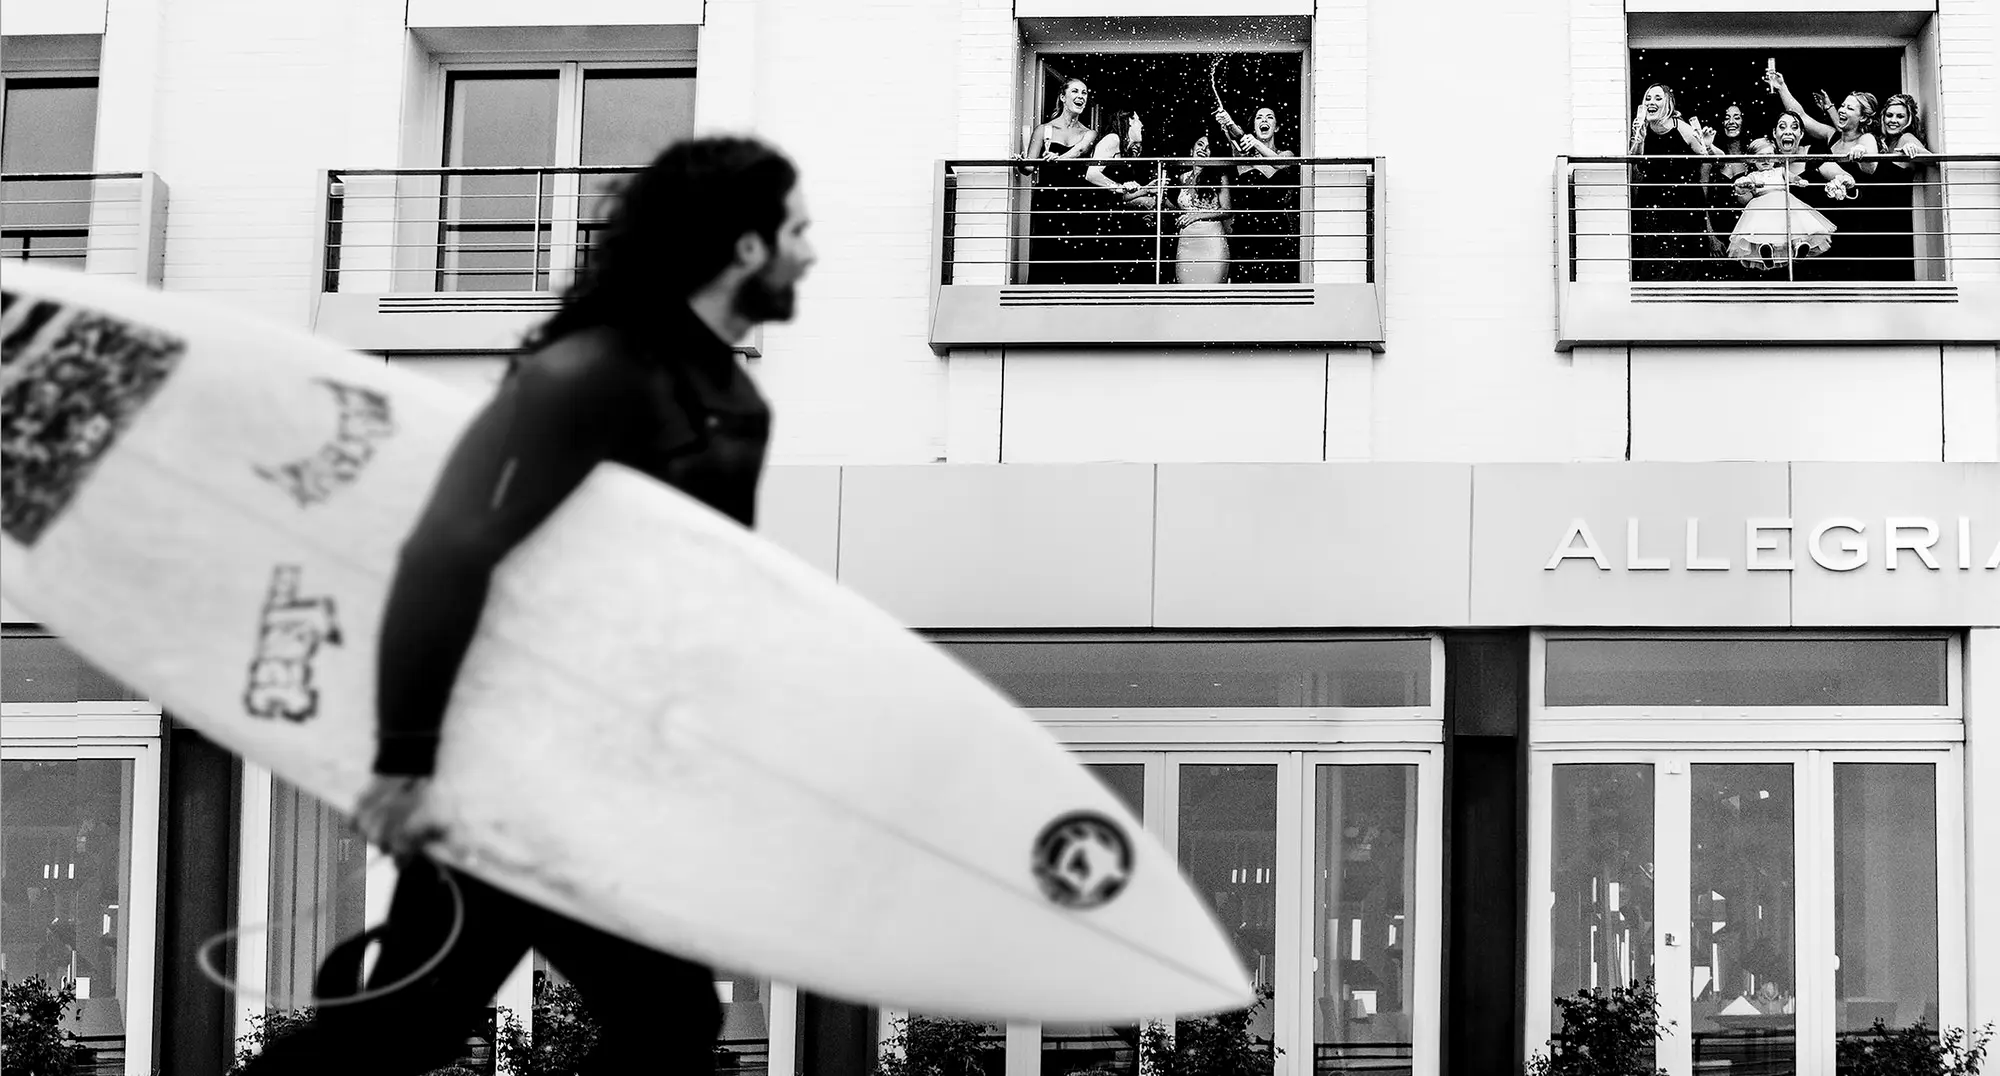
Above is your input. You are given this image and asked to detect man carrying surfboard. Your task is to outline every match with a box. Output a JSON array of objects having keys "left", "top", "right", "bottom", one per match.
[{"left": 239, "top": 135, "right": 816, "bottom": 1075}]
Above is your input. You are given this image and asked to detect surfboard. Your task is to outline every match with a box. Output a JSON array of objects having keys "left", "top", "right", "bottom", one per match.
[{"left": 0, "top": 262, "right": 1251, "bottom": 1022}]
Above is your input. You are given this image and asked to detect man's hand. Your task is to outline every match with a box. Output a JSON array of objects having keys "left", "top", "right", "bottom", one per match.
[{"left": 355, "top": 774, "right": 446, "bottom": 859}]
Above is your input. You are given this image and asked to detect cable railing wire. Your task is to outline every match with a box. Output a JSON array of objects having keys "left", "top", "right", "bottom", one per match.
[{"left": 1559, "top": 152, "right": 2000, "bottom": 283}]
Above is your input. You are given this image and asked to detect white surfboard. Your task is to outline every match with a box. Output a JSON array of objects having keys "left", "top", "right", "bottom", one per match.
[{"left": 0, "top": 263, "right": 1251, "bottom": 1022}]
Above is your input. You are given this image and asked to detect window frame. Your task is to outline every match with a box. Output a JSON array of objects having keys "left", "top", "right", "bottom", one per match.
[
  {"left": 1015, "top": 33, "right": 1315, "bottom": 285},
  {"left": 1524, "top": 628, "right": 1969, "bottom": 1076},
  {"left": 879, "top": 632, "right": 1447, "bottom": 1076},
  {"left": 424, "top": 59, "right": 695, "bottom": 293},
  {"left": 1, "top": 73, "right": 102, "bottom": 267},
  {"left": 1, "top": 704, "right": 163, "bottom": 1076}
]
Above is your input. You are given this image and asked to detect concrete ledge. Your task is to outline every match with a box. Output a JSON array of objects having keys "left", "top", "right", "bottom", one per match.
[
  {"left": 930, "top": 283, "right": 1385, "bottom": 352},
  {"left": 1557, "top": 281, "right": 2000, "bottom": 349}
]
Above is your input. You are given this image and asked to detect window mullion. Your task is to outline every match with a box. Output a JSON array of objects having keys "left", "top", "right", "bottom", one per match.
[{"left": 547, "top": 63, "right": 585, "bottom": 292}]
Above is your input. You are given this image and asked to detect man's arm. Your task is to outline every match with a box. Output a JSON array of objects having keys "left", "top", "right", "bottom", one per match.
[{"left": 373, "top": 337, "right": 631, "bottom": 777}]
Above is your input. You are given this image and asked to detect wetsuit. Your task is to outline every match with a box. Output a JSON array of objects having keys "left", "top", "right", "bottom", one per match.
[{"left": 241, "top": 306, "right": 767, "bottom": 1076}]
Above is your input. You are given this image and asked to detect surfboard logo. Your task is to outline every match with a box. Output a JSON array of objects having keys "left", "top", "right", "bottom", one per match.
[
  {"left": 1032, "top": 811, "right": 1133, "bottom": 910},
  {"left": 254, "top": 379, "right": 394, "bottom": 507},
  {"left": 1, "top": 291, "right": 185, "bottom": 547},
  {"left": 244, "top": 564, "right": 342, "bottom": 722}
]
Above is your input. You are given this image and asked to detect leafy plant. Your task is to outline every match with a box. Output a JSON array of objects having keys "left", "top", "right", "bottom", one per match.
[
  {"left": 1838, "top": 1018, "right": 1993, "bottom": 1076},
  {"left": 1525, "top": 979, "right": 1670, "bottom": 1076},
  {"left": 1138, "top": 991, "right": 1282, "bottom": 1076},
  {"left": 496, "top": 977, "right": 603, "bottom": 1076},
  {"left": 1, "top": 976, "right": 96, "bottom": 1076},
  {"left": 231, "top": 1005, "right": 485, "bottom": 1076},
  {"left": 873, "top": 1014, "right": 1001, "bottom": 1076}
]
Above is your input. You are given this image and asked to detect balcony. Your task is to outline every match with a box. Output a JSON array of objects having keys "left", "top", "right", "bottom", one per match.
[
  {"left": 312, "top": 166, "right": 760, "bottom": 356},
  {"left": 928, "top": 156, "right": 1384, "bottom": 353},
  {"left": 1, "top": 171, "right": 168, "bottom": 284},
  {"left": 1555, "top": 153, "right": 2000, "bottom": 349}
]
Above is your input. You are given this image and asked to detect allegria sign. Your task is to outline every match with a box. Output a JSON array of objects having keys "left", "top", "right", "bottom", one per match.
[{"left": 1546, "top": 517, "right": 2000, "bottom": 573}]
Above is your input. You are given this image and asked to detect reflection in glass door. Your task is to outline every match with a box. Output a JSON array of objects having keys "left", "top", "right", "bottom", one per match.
[
  {"left": 0, "top": 747, "right": 159, "bottom": 1076},
  {"left": 1536, "top": 753, "right": 1957, "bottom": 1076},
  {"left": 1179, "top": 763, "right": 1280, "bottom": 1052},
  {"left": 1690, "top": 764, "right": 1795, "bottom": 1076},
  {"left": 1548, "top": 762, "right": 1658, "bottom": 1015},
  {"left": 1834, "top": 763, "right": 1940, "bottom": 1068},
  {"left": 1313, "top": 764, "right": 1418, "bottom": 1076},
  {"left": 1042, "top": 762, "right": 1147, "bottom": 1076}
]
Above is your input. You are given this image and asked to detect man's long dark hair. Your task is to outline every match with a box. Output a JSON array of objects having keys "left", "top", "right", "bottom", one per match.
[{"left": 523, "top": 136, "right": 797, "bottom": 354}]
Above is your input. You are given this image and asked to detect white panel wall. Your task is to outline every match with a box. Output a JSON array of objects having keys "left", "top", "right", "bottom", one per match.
[
  {"left": 1, "top": 0, "right": 108, "bottom": 35},
  {"left": 145, "top": 0, "right": 407, "bottom": 325},
  {"left": 405, "top": 0, "right": 704, "bottom": 27},
  {"left": 1630, "top": 347, "right": 1943, "bottom": 461},
  {"left": 999, "top": 349, "right": 1331, "bottom": 462},
  {"left": 1365, "top": 0, "right": 1584, "bottom": 461},
  {"left": 1945, "top": 346, "right": 2000, "bottom": 462},
  {"left": 732, "top": 0, "right": 970, "bottom": 465}
]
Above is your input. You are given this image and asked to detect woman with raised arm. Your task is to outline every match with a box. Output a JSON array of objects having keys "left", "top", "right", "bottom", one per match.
[
  {"left": 1766, "top": 70, "right": 1880, "bottom": 278},
  {"left": 1020, "top": 77, "right": 1098, "bottom": 284},
  {"left": 1213, "top": 104, "right": 1300, "bottom": 282},
  {"left": 1727, "top": 111, "right": 1859, "bottom": 274},
  {"left": 1173, "top": 134, "right": 1233, "bottom": 284},
  {"left": 1082, "top": 109, "right": 1163, "bottom": 284},
  {"left": 1628, "top": 83, "right": 1717, "bottom": 281}
]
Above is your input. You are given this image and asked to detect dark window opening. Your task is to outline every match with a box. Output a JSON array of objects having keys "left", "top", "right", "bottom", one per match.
[
  {"left": 1625, "top": 47, "right": 1928, "bottom": 283},
  {"left": 1020, "top": 51, "right": 1306, "bottom": 285}
]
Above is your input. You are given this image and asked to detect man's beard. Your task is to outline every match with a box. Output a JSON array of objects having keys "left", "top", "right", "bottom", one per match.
[{"left": 734, "top": 267, "right": 796, "bottom": 324}]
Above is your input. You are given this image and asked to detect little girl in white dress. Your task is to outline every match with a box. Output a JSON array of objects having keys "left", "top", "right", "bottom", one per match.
[{"left": 1728, "top": 138, "right": 1838, "bottom": 271}]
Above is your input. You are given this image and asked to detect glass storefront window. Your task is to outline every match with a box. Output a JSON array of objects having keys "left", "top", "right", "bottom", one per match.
[
  {"left": 1314, "top": 765, "right": 1418, "bottom": 1076},
  {"left": 2, "top": 636, "right": 147, "bottom": 703},
  {"left": 1834, "top": 763, "right": 1940, "bottom": 1061},
  {"left": 265, "top": 778, "right": 368, "bottom": 1006},
  {"left": 1179, "top": 764, "right": 1280, "bottom": 1051},
  {"left": 1043, "top": 763, "right": 1147, "bottom": 1076},
  {"left": 1545, "top": 637, "right": 1948, "bottom": 708},
  {"left": 715, "top": 970, "right": 770, "bottom": 1075},
  {"left": 937, "top": 638, "right": 1432, "bottom": 708},
  {"left": 1690, "top": 763, "right": 1796, "bottom": 1074},
  {"left": 1548, "top": 764, "right": 1658, "bottom": 1067},
  {"left": 1, "top": 759, "right": 137, "bottom": 1065}
]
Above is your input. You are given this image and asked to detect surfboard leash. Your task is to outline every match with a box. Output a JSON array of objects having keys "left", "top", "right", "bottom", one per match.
[{"left": 194, "top": 855, "right": 465, "bottom": 1009}]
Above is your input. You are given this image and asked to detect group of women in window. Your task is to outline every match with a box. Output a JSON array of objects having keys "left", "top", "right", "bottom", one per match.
[
  {"left": 1020, "top": 76, "right": 1301, "bottom": 285},
  {"left": 1628, "top": 69, "right": 1933, "bottom": 281}
]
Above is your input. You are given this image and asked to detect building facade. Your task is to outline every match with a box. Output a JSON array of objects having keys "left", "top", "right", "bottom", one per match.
[{"left": 2, "top": 0, "right": 1997, "bottom": 1074}]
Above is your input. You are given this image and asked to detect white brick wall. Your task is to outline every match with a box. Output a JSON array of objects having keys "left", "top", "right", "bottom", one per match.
[
  {"left": 728, "top": 0, "right": 964, "bottom": 464},
  {"left": 1365, "top": 0, "right": 1578, "bottom": 461},
  {"left": 142, "top": 0, "right": 408, "bottom": 325}
]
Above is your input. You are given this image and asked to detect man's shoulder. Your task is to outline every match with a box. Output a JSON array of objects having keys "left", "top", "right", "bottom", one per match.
[{"left": 514, "top": 327, "right": 648, "bottom": 398}]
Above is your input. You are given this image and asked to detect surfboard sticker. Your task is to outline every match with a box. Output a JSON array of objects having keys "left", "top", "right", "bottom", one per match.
[
  {"left": 0, "top": 290, "right": 185, "bottom": 547},
  {"left": 243, "top": 563, "right": 344, "bottom": 722},
  {"left": 254, "top": 379, "right": 396, "bottom": 508},
  {"left": 1031, "top": 811, "right": 1134, "bottom": 910}
]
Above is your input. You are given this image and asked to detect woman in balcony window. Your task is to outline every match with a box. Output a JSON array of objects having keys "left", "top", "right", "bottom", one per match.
[
  {"left": 1215, "top": 105, "right": 1300, "bottom": 283},
  {"left": 1727, "top": 113, "right": 1857, "bottom": 273},
  {"left": 1173, "top": 134, "right": 1233, "bottom": 284},
  {"left": 1766, "top": 71, "right": 1880, "bottom": 279},
  {"left": 1701, "top": 104, "right": 1755, "bottom": 278},
  {"left": 1859, "top": 94, "right": 1932, "bottom": 281},
  {"left": 1083, "top": 108, "right": 1164, "bottom": 285},
  {"left": 1628, "top": 83, "right": 1715, "bottom": 281},
  {"left": 1022, "top": 78, "right": 1099, "bottom": 285}
]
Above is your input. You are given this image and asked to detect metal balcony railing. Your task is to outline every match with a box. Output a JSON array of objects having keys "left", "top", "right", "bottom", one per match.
[
  {"left": 321, "top": 166, "right": 645, "bottom": 294},
  {"left": 1, "top": 172, "right": 169, "bottom": 283},
  {"left": 935, "top": 156, "right": 1378, "bottom": 287},
  {"left": 1558, "top": 153, "right": 2000, "bottom": 284}
]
